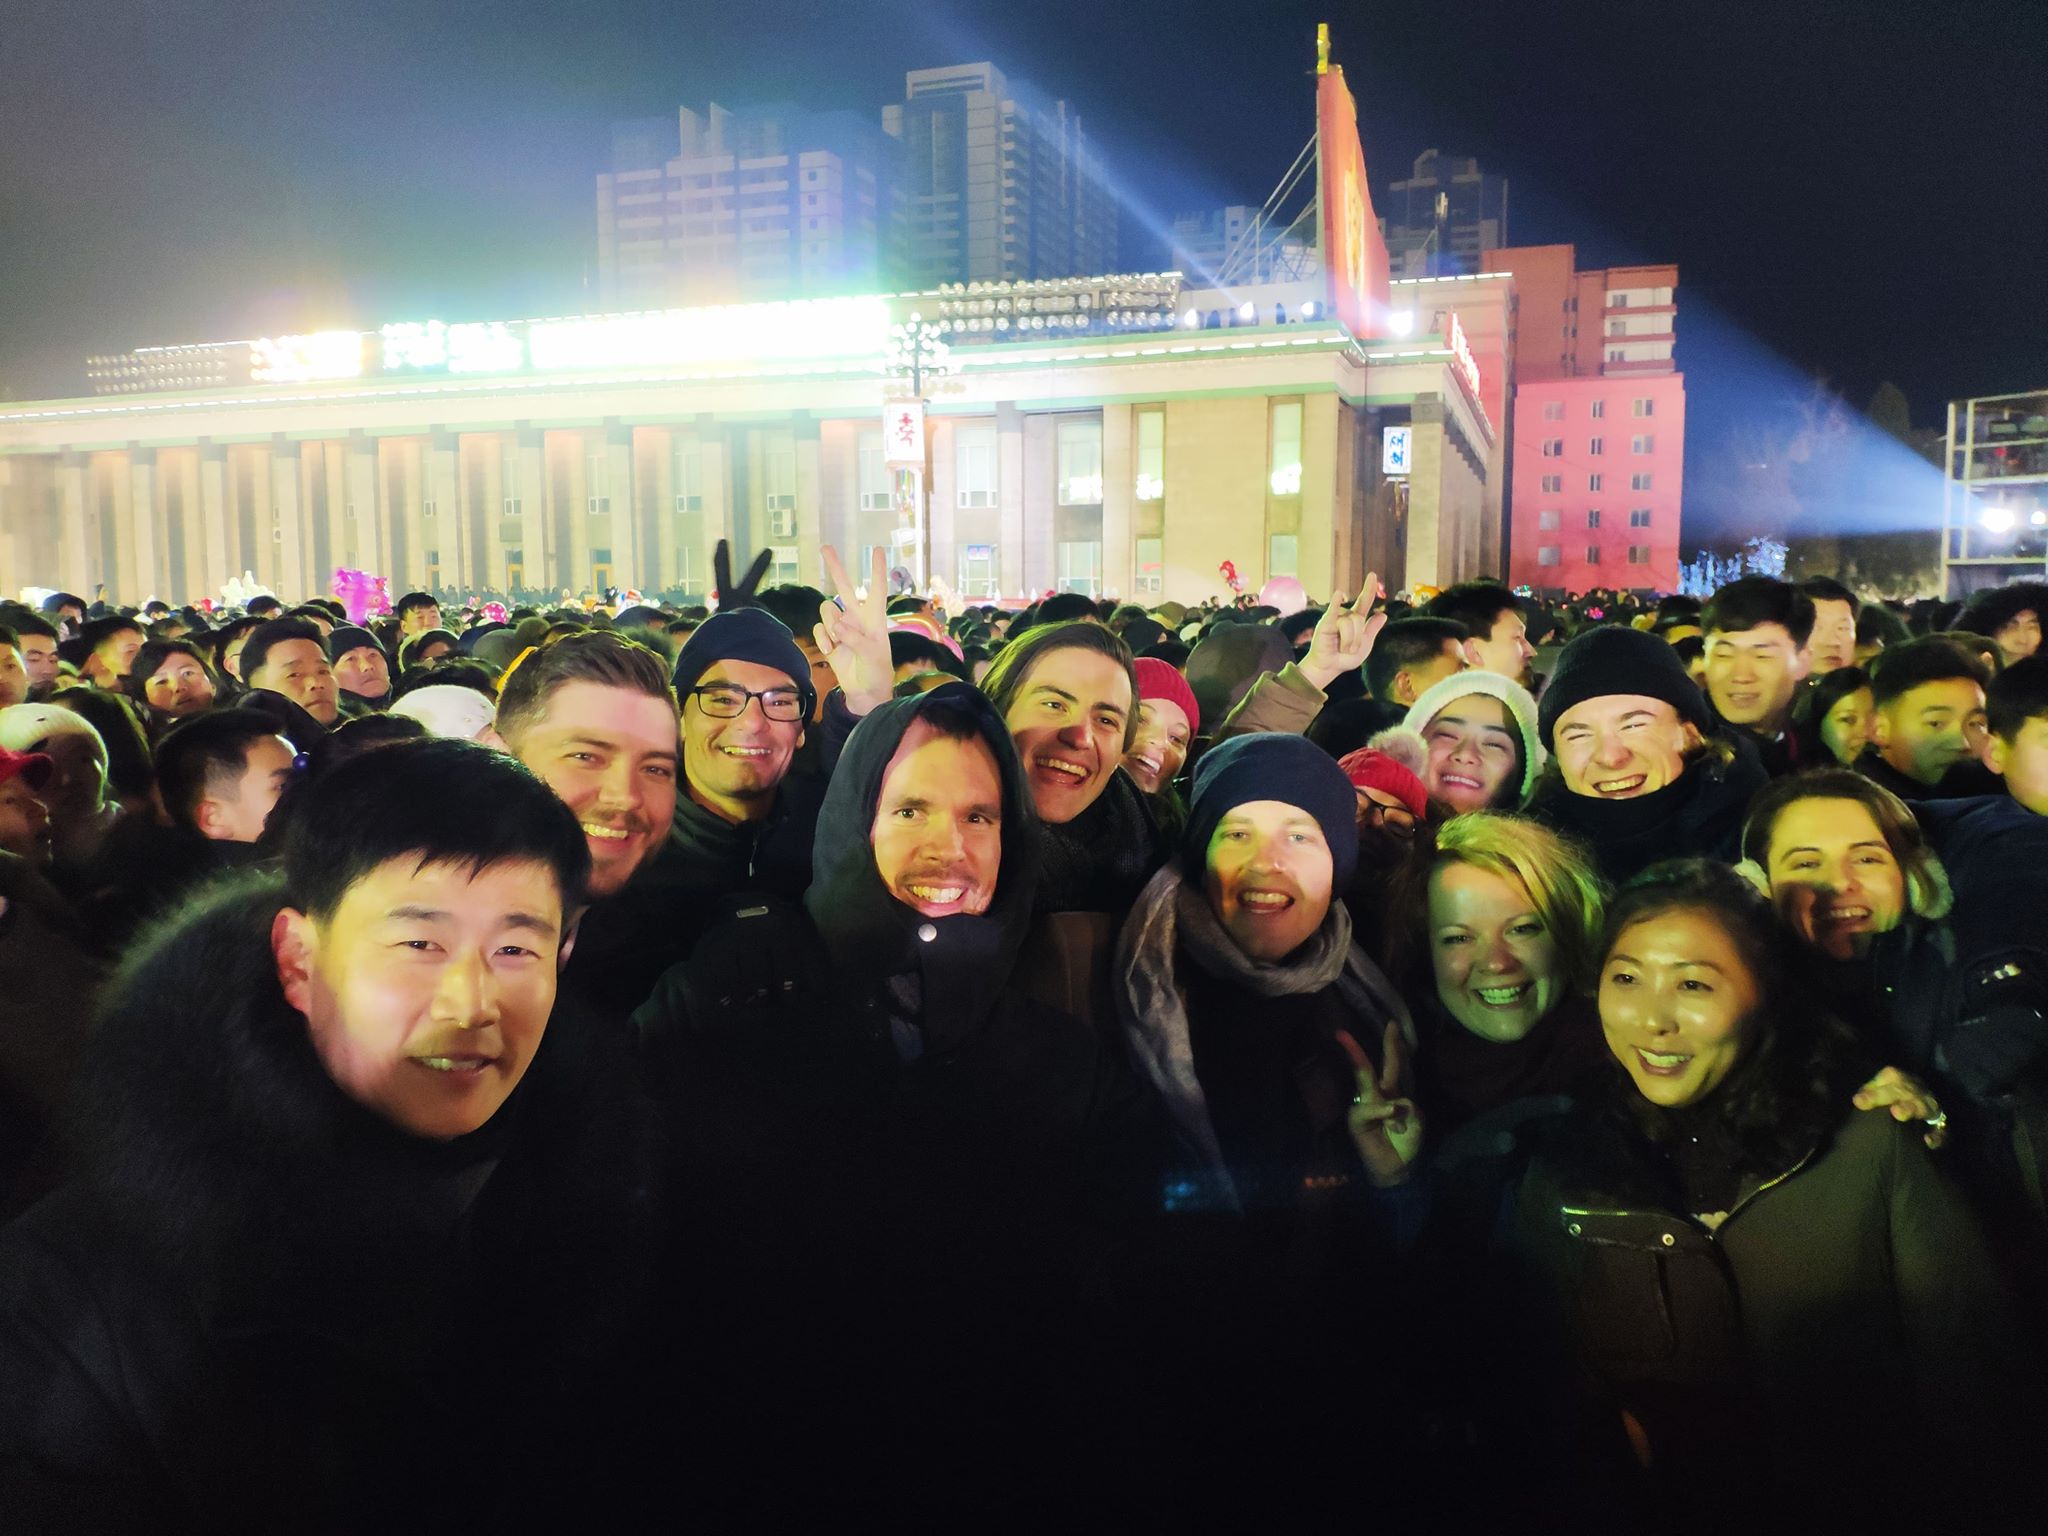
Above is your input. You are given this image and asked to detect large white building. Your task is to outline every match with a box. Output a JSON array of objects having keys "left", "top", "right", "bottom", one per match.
[{"left": 9, "top": 275, "right": 1505, "bottom": 607}]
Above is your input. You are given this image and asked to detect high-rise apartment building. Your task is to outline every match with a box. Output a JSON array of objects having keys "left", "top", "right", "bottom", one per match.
[
  {"left": 1168, "top": 205, "right": 1314, "bottom": 285},
  {"left": 596, "top": 104, "right": 896, "bottom": 309},
  {"left": 882, "top": 62, "right": 1116, "bottom": 287},
  {"left": 1483, "top": 243, "right": 1684, "bottom": 592},
  {"left": 1383, "top": 150, "right": 1509, "bottom": 277}
]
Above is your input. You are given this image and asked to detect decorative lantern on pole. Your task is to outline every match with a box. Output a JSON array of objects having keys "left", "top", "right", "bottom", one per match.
[{"left": 884, "top": 312, "right": 954, "bottom": 592}]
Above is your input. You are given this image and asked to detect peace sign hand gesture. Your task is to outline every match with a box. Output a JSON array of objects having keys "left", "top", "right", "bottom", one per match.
[
  {"left": 713, "top": 539, "right": 774, "bottom": 612},
  {"left": 814, "top": 544, "right": 896, "bottom": 718},
  {"left": 1335, "top": 1020, "right": 1424, "bottom": 1188},
  {"left": 1298, "top": 575, "right": 1387, "bottom": 692}
]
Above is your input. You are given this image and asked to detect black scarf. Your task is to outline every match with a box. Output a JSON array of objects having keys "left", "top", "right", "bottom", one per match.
[{"left": 1035, "top": 769, "right": 1165, "bottom": 915}]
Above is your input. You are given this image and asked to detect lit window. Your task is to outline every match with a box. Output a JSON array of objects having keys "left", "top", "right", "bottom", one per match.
[
  {"left": 1538, "top": 510, "right": 1560, "bottom": 531},
  {"left": 1537, "top": 545, "right": 1561, "bottom": 567},
  {"left": 1057, "top": 418, "right": 1104, "bottom": 505},
  {"left": 1269, "top": 401, "right": 1304, "bottom": 497}
]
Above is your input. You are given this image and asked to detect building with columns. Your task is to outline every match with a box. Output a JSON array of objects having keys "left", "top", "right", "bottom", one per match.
[{"left": 5, "top": 276, "right": 1504, "bottom": 607}]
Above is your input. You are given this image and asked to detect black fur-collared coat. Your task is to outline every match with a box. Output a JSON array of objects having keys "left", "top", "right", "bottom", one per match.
[{"left": 0, "top": 874, "right": 661, "bottom": 1533}]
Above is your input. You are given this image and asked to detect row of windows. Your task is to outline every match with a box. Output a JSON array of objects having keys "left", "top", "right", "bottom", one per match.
[
  {"left": 1539, "top": 397, "right": 1658, "bottom": 422},
  {"left": 1539, "top": 436, "right": 1658, "bottom": 457},
  {"left": 1540, "top": 472, "right": 1657, "bottom": 493},
  {"left": 1534, "top": 545, "right": 1655, "bottom": 566},
  {"left": 1537, "top": 508, "right": 1657, "bottom": 530}
]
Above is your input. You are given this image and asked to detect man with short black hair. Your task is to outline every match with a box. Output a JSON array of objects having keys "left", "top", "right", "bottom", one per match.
[
  {"left": 0, "top": 629, "right": 28, "bottom": 709},
  {"left": 1800, "top": 576, "right": 1861, "bottom": 675},
  {"left": 1424, "top": 581, "right": 1537, "bottom": 688},
  {"left": 1701, "top": 575, "right": 1816, "bottom": 776},
  {"left": 39, "top": 591, "right": 86, "bottom": 639},
  {"left": 158, "top": 709, "right": 298, "bottom": 845},
  {"left": 77, "top": 616, "right": 145, "bottom": 690},
  {"left": 0, "top": 738, "right": 654, "bottom": 1528},
  {"left": 394, "top": 590, "right": 442, "bottom": 639},
  {"left": 4, "top": 611, "right": 63, "bottom": 696},
  {"left": 1956, "top": 581, "right": 2048, "bottom": 669},
  {"left": 1859, "top": 636, "right": 1999, "bottom": 800},
  {"left": 242, "top": 618, "right": 341, "bottom": 726}
]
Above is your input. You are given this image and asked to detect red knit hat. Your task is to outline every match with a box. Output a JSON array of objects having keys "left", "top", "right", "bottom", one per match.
[
  {"left": 1132, "top": 656, "right": 1200, "bottom": 737},
  {"left": 0, "top": 746, "right": 53, "bottom": 793},
  {"left": 1338, "top": 733, "right": 1429, "bottom": 821}
]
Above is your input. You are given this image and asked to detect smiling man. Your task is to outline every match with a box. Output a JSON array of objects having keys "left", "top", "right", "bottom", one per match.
[
  {"left": 1701, "top": 576, "right": 1815, "bottom": 775},
  {"left": 1526, "top": 624, "right": 1768, "bottom": 884},
  {"left": 0, "top": 738, "right": 660, "bottom": 1527}
]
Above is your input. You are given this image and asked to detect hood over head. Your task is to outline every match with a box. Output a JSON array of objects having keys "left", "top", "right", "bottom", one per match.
[{"left": 805, "top": 682, "right": 1040, "bottom": 1045}]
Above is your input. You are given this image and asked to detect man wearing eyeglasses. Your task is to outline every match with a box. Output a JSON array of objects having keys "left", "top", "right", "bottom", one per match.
[{"left": 672, "top": 609, "right": 816, "bottom": 826}]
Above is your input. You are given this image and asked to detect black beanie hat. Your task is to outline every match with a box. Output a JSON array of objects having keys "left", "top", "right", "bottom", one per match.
[
  {"left": 1536, "top": 625, "right": 1711, "bottom": 748},
  {"left": 671, "top": 608, "right": 816, "bottom": 713},
  {"left": 326, "top": 625, "right": 385, "bottom": 663},
  {"left": 1183, "top": 732, "right": 1358, "bottom": 895}
]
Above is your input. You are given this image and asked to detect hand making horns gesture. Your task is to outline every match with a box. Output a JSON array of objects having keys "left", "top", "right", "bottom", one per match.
[{"left": 1298, "top": 574, "right": 1388, "bottom": 692}]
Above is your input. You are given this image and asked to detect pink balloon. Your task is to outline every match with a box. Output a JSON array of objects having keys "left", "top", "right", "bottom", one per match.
[{"left": 1258, "top": 575, "right": 1307, "bottom": 615}]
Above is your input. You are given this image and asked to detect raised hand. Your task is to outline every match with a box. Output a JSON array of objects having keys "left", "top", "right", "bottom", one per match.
[
  {"left": 713, "top": 539, "right": 774, "bottom": 612},
  {"left": 1336, "top": 1019, "right": 1424, "bottom": 1187},
  {"left": 814, "top": 544, "right": 896, "bottom": 717},
  {"left": 1298, "top": 573, "right": 1388, "bottom": 691}
]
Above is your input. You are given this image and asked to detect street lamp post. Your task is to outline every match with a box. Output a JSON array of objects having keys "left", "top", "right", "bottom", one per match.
[{"left": 885, "top": 312, "right": 953, "bottom": 592}]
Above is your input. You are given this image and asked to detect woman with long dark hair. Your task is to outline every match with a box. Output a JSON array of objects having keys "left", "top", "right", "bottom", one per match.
[{"left": 1516, "top": 859, "right": 2035, "bottom": 1525}]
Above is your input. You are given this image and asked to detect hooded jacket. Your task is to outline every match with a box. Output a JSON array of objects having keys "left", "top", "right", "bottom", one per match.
[
  {"left": 632, "top": 686, "right": 1164, "bottom": 1507},
  {"left": 0, "top": 875, "right": 660, "bottom": 1531},
  {"left": 635, "top": 682, "right": 1160, "bottom": 1250}
]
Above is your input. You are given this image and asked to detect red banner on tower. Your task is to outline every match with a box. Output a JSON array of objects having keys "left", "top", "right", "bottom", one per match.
[{"left": 1316, "top": 62, "right": 1392, "bottom": 341}]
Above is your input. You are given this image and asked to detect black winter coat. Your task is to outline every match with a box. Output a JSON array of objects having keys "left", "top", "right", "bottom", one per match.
[
  {"left": 1524, "top": 732, "right": 1768, "bottom": 885},
  {"left": 1515, "top": 1097, "right": 2040, "bottom": 1528},
  {"left": 0, "top": 876, "right": 661, "bottom": 1533},
  {"left": 631, "top": 686, "right": 1164, "bottom": 1516}
]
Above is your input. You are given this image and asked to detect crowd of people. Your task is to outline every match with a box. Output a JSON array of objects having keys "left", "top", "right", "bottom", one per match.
[{"left": 0, "top": 554, "right": 2044, "bottom": 1528}]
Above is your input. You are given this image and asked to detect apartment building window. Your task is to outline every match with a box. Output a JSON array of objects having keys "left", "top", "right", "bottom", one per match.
[
  {"left": 674, "top": 443, "right": 703, "bottom": 512},
  {"left": 1056, "top": 540, "right": 1102, "bottom": 596},
  {"left": 1632, "top": 435, "right": 1655, "bottom": 454},
  {"left": 1541, "top": 439, "right": 1563, "bottom": 458},
  {"left": 1587, "top": 509, "right": 1602, "bottom": 529},
  {"left": 1538, "top": 510, "right": 1560, "bottom": 531},
  {"left": 955, "top": 426, "right": 998, "bottom": 508},
  {"left": 1590, "top": 399, "right": 1606, "bottom": 419},
  {"left": 1608, "top": 320, "right": 1626, "bottom": 337},
  {"left": 1135, "top": 408, "right": 1165, "bottom": 501},
  {"left": 1633, "top": 398, "right": 1655, "bottom": 417},
  {"left": 1588, "top": 438, "right": 1604, "bottom": 456},
  {"left": 1631, "top": 472, "right": 1654, "bottom": 491},
  {"left": 1586, "top": 546, "right": 1602, "bottom": 564},
  {"left": 1630, "top": 509, "right": 1653, "bottom": 528},
  {"left": 1135, "top": 535, "right": 1164, "bottom": 596},
  {"left": 1537, "top": 546, "right": 1561, "bottom": 567},
  {"left": 587, "top": 496, "right": 611, "bottom": 516},
  {"left": 857, "top": 433, "right": 892, "bottom": 511},
  {"left": 1589, "top": 473, "right": 1604, "bottom": 492},
  {"left": 1608, "top": 348, "right": 1626, "bottom": 362},
  {"left": 1541, "top": 474, "right": 1562, "bottom": 493},
  {"left": 1628, "top": 545, "right": 1652, "bottom": 565},
  {"left": 769, "top": 545, "right": 800, "bottom": 585},
  {"left": 1269, "top": 401, "right": 1303, "bottom": 497},
  {"left": 958, "top": 542, "right": 998, "bottom": 598},
  {"left": 1057, "top": 418, "right": 1104, "bottom": 505},
  {"left": 1542, "top": 401, "right": 1564, "bottom": 421}
]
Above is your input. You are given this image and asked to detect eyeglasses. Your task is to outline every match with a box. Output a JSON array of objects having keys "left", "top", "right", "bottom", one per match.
[
  {"left": 1356, "top": 794, "right": 1418, "bottom": 837},
  {"left": 688, "top": 684, "right": 807, "bottom": 722}
]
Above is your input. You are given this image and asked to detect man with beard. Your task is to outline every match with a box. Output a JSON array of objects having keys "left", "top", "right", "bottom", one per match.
[
  {"left": 487, "top": 631, "right": 682, "bottom": 1018},
  {"left": 633, "top": 683, "right": 1159, "bottom": 1515}
]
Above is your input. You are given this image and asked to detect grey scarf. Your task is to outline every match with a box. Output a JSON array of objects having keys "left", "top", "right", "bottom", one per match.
[{"left": 1116, "top": 863, "right": 1413, "bottom": 1211}]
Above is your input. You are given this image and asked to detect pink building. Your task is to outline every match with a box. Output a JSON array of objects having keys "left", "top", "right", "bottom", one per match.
[{"left": 1483, "top": 245, "right": 1685, "bottom": 592}]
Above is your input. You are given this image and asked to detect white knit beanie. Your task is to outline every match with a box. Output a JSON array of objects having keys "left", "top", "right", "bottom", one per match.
[{"left": 1401, "top": 670, "right": 1549, "bottom": 804}]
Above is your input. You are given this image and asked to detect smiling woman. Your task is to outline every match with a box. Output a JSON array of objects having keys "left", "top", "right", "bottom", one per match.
[{"left": 1515, "top": 857, "right": 2034, "bottom": 1519}]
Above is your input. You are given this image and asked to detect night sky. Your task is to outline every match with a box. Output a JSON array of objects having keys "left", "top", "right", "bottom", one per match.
[{"left": 4, "top": 0, "right": 2041, "bottom": 547}]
